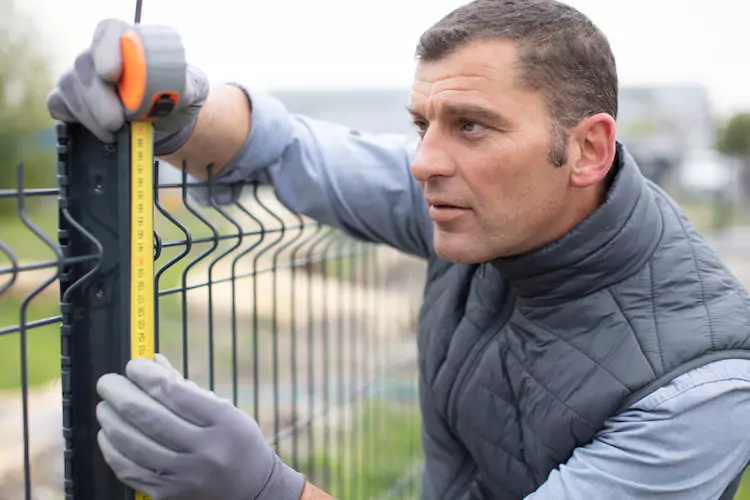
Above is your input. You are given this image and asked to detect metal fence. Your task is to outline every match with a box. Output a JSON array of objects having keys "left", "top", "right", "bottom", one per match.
[{"left": 0, "top": 122, "right": 426, "bottom": 500}]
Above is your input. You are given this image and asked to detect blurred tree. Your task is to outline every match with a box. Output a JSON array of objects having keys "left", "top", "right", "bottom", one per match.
[
  {"left": 717, "top": 113, "right": 750, "bottom": 157},
  {"left": 0, "top": 0, "right": 56, "bottom": 204}
]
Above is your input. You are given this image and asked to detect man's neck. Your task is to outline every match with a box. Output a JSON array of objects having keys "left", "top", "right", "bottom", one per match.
[
  {"left": 535, "top": 159, "right": 618, "bottom": 253},
  {"left": 535, "top": 182, "right": 609, "bottom": 254}
]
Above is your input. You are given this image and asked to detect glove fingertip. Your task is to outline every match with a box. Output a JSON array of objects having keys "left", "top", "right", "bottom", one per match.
[
  {"left": 98, "top": 103, "right": 125, "bottom": 135},
  {"left": 91, "top": 19, "right": 129, "bottom": 82},
  {"left": 96, "top": 428, "right": 116, "bottom": 465},
  {"left": 46, "top": 88, "right": 78, "bottom": 123},
  {"left": 95, "top": 400, "right": 114, "bottom": 428},
  {"left": 124, "top": 357, "right": 152, "bottom": 376},
  {"left": 96, "top": 372, "right": 113, "bottom": 392},
  {"left": 97, "top": 429, "right": 128, "bottom": 479},
  {"left": 96, "top": 372, "right": 125, "bottom": 400},
  {"left": 96, "top": 130, "right": 117, "bottom": 144},
  {"left": 153, "top": 353, "right": 175, "bottom": 370},
  {"left": 125, "top": 357, "right": 176, "bottom": 390}
]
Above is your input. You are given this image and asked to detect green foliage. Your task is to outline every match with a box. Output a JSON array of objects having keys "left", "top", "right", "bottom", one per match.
[
  {"left": 0, "top": 0, "right": 56, "bottom": 198},
  {"left": 717, "top": 112, "right": 750, "bottom": 158}
]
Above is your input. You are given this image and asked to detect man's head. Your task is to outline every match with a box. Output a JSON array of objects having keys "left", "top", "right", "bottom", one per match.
[{"left": 408, "top": 0, "right": 619, "bottom": 264}]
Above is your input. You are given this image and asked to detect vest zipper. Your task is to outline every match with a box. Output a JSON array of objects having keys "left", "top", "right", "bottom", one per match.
[{"left": 446, "top": 294, "right": 516, "bottom": 431}]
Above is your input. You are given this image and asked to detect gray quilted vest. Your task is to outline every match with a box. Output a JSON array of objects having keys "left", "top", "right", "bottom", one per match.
[{"left": 417, "top": 143, "right": 750, "bottom": 499}]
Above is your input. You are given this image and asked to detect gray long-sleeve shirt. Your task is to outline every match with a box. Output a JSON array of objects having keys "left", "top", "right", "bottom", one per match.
[{"left": 193, "top": 87, "right": 750, "bottom": 499}]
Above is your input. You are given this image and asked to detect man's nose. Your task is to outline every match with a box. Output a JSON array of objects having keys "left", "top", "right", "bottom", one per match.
[{"left": 410, "top": 131, "right": 456, "bottom": 182}]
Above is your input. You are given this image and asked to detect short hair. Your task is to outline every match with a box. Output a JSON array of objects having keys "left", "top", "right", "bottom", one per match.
[{"left": 416, "top": 0, "right": 618, "bottom": 166}]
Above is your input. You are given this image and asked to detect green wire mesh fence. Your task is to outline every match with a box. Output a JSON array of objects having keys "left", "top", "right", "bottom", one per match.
[{"left": 0, "top": 120, "right": 426, "bottom": 500}]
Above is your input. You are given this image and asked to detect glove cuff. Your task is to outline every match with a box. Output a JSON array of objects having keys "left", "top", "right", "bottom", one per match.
[
  {"left": 154, "top": 120, "right": 197, "bottom": 157},
  {"left": 254, "top": 453, "right": 305, "bottom": 500}
]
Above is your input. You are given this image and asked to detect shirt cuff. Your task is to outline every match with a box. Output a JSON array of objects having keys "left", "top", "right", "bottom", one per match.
[{"left": 186, "top": 84, "right": 296, "bottom": 206}]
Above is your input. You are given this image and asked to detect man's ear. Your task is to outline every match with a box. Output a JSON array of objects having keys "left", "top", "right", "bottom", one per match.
[{"left": 569, "top": 113, "right": 617, "bottom": 188}]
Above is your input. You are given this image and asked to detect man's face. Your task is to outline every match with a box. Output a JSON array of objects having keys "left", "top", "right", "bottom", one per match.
[{"left": 409, "top": 38, "right": 575, "bottom": 264}]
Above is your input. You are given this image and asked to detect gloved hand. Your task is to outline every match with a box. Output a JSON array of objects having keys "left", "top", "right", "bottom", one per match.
[
  {"left": 46, "top": 18, "right": 209, "bottom": 155},
  {"left": 95, "top": 353, "right": 305, "bottom": 500}
]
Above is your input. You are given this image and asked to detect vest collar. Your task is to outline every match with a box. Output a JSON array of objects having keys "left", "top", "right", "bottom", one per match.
[{"left": 490, "top": 142, "right": 664, "bottom": 305}]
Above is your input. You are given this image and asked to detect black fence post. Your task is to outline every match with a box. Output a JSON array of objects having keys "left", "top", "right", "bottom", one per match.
[{"left": 57, "top": 122, "right": 135, "bottom": 500}]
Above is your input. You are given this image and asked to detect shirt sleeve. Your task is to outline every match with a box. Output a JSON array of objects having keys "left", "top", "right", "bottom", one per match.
[
  {"left": 186, "top": 85, "right": 434, "bottom": 260},
  {"left": 525, "top": 358, "right": 750, "bottom": 500}
]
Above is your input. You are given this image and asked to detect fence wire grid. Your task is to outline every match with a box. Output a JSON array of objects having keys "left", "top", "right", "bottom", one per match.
[{"left": 0, "top": 122, "right": 426, "bottom": 500}]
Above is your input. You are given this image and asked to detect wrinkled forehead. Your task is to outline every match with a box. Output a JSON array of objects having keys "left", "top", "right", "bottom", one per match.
[
  {"left": 409, "top": 38, "right": 544, "bottom": 121},
  {"left": 413, "top": 39, "right": 519, "bottom": 85}
]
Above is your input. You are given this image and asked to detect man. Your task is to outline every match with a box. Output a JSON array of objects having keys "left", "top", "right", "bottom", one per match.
[{"left": 47, "top": 0, "right": 750, "bottom": 499}]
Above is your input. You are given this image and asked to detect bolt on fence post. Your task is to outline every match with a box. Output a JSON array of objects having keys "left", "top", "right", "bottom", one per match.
[{"left": 57, "top": 122, "right": 137, "bottom": 500}]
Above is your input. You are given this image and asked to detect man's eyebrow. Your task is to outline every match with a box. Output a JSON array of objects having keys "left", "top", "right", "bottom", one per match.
[
  {"left": 442, "top": 103, "right": 513, "bottom": 127},
  {"left": 406, "top": 106, "right": 424, "bottom": 119},
  {"left": 405, "top": 103, "right": 513, "bottom": 128}
]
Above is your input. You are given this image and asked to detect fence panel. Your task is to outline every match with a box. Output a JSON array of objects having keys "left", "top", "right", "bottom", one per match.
[{"left": 0, "top": 121, "right": 426, "bottom": 500}]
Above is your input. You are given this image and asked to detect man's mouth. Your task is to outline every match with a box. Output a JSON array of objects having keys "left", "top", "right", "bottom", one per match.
[{"left": 428, "top": 203, "right": 470, "bottom": 223}]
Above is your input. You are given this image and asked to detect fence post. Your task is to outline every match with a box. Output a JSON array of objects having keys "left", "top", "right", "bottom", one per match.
[{"left": 57, "top": 122, "right": 137, "bottom": 500}]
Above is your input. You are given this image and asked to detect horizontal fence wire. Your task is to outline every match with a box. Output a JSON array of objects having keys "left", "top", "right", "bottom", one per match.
[{"left": 0, "top": 158, "right": 426, "bottom": 499}]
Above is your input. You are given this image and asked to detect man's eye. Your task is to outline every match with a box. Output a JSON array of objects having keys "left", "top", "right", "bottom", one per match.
[
  {"left": 462, "top": 121, "right": 486, "bottom": 133},
  {"left": 413, "top": 120, "right": 429, "bottom": 134}
]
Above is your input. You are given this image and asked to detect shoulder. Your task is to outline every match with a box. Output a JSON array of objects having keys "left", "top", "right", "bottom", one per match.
[
  {"left": 524, "top": 359, "right": 750, "bottom": 500},
  {"left": 630, "top": 358, "right": 750, "bottom": 413},
  {"left": 596, "top": 358, "right": 750, "bottom": 451}
]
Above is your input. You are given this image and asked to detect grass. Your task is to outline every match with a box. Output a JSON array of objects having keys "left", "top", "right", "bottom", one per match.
[
  {"left": 282, "top": 398, "right": 423, "bottom": 499},
  {"left": 738, "top": 475, "right": 750, "bottom": 500},
  {"left": 0, "top": 295, "right": 61, "bottom": 390},
  {"left": 0, "top": 199, "right": 60, "bottom": 264}
]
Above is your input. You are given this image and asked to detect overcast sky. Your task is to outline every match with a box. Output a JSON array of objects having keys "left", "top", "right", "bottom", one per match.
[{"left": 19, "top": 0, "right": 750, "bottom": 118}]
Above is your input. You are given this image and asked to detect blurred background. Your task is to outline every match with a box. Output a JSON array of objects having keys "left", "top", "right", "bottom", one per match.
[
  {"left": 13, "top": 0, "right": 750, "bottom": 229},
  {"left": 2, "top": 0, "right": 750, "bottom": 498}
]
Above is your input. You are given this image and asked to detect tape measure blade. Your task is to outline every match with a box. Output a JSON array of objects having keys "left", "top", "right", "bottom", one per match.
[
  {"left": 130, "top": 120, "right": 155, "bottom": 363},
  {"left": 131, "top": 121, "right": 155, "bottom": 500}
]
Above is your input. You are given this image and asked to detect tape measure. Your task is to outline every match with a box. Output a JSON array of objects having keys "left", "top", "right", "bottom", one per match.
[
  {"left": 127, "top": 120, "right": 154, "bottom": 500},
  {"left": 128, "top": 120, "right": 155, "bottom": 361},
  {"left": 119, "top": 25, "right": 186, "bottom": 121},
  {"left": 117, "top": 21, "right": 186, "bottom": 500}
]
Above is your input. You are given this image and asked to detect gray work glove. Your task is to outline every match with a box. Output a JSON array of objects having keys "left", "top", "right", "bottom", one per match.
[
  {"left": 46, "top": 18, "right": 209, "bottom": 156},
  {"left": 95, "top": 354, "right": 305, "bottom": 500}
]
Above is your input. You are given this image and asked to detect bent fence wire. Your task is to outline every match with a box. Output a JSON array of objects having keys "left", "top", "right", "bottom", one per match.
[{"left": 0, "top": 122, "right": 426, "bottom": 500}]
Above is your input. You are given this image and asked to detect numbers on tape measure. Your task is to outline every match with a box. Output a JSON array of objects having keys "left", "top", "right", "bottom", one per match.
[{"left": 130, "top": 121, "right": 155, "bottom": 361}]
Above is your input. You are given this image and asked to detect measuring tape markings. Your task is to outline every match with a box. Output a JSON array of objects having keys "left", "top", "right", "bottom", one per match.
[
  {"left": 118, "top": 6, "right": 184, "bottom": 499},
  {"left": 130, "top": 121, "right": 155, "bottom": 500},
  {"left": 130, "top": 121, "right": 155, "bottom": 362}
]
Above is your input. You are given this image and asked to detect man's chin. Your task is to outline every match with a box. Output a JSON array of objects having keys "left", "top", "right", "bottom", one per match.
[{"left": 432, "top": 236, "right": 486, "bottom": 265}]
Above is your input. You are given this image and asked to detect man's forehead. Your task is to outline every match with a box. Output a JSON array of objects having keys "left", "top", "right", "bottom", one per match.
[{"left": 410, "top": 38, "right": 521, "bottom": 105}]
